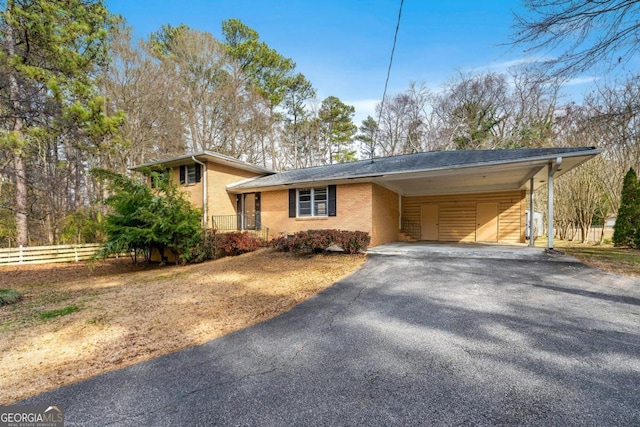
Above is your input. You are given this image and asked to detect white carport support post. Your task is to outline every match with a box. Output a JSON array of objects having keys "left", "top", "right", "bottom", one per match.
[
  {"left": 398, "top": 193, "right": 402, "bottom": 230},
  {"left": 547, "top": 157, "right": 562, "bottom": 250},
  {"left": 529, "top": 177, "right": 534, "bottom": 247}
]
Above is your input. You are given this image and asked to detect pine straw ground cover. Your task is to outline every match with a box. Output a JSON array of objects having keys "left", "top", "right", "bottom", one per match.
[
  {"left": 0, "top": 249, "right": 365, "bottom": 404},
  {"left": 550, "top": 240, "right": 640, "bottom": 278}
]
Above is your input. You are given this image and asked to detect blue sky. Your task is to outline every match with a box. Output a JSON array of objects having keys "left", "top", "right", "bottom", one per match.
[{"left": 106, "top": 0, "right": 592, "bottom": 124}]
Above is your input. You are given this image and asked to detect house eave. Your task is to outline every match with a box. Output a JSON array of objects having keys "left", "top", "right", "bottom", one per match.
[
  {"left": 227, "top": 148, "right": 601, "bottom": 196},
  {"left": 130, "top": 151, "right": 275, "bottom": 175}
]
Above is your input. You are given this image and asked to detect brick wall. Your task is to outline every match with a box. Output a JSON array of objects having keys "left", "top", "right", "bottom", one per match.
[
  {"left": 169, "top": 167, "right": 203, "bottom": 208},
  {"left": 159, "top": 162, "right": 263, "bottom": 221},
  {"left": 371, "top": 184, "right": 400, "bottom": 246},
  {"left": 261, "top": 183, "right": 374, "bottom": 238},
  {"left": 205, "top": 163, "right": 261, "bottom": 217}
]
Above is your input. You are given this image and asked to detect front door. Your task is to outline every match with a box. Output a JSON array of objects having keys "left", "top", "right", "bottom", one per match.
[
  {"left": 243, "top": 193, "right": 256, "bottom": 230},
  {"left": 476, "top": 202, "right": 498, "bottom": 242},
  {"left": 421, "top": 204, "right": 439, "bottom": 240}
]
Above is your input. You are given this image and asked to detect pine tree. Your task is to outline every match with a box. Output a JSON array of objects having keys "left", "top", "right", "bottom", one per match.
[
  {"left": 1, "top": 0, "right": 118, "bottom": 245},
  {"left": 613, "top": 168, "right": 639, "bottom": 247}
]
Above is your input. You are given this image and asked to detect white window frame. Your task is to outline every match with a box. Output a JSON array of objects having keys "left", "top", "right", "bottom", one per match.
[{"left": 297, "top": 187, "right": 328, "bottom": 217}]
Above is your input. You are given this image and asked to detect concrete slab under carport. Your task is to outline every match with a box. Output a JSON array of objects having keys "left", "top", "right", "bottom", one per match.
[{"left": 368, "top": 241, "right": 579, "bottom": 262}]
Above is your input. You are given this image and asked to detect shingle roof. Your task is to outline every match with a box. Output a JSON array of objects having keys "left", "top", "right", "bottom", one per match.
[{"left": 228, "top": 147, "right": 599, "bottom": 190}]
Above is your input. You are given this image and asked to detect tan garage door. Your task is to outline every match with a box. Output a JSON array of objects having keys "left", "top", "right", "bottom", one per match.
[
  {"left": 476, "top": 202, "right": 498, "bottom": 242},
  {"left": 421, "top": 204, "right": 439, "bottom": 240}
]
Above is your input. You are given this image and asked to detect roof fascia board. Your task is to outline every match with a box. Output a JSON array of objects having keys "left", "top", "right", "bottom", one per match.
[
  {"left": 131, "top": 151, "right": 274, "bottom": 175},
  {"left": 227, "top": 176, "right": 379, "bottom": 194},
  {"left": 227, "top": 148, "right": 601, "bottom": 192},
  {"left": 347, "top": 149, "right": 601, "bottom": 182}
]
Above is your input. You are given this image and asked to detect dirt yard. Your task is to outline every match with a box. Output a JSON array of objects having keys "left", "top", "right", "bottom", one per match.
[{"left": 0, "top": 250, "right": 365, "bottom": 404}]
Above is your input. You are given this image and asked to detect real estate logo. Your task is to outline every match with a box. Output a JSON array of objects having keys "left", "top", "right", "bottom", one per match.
[{"left": 0, "top": 405, "right": 64, "bottom": 427}]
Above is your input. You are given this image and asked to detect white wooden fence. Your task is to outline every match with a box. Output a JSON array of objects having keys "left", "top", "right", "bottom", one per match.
[{"left": 0, "top": 243, "right": 104, "bottom": 266}]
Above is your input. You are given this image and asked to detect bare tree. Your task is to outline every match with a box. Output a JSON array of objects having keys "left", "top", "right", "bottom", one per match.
[
  {"left": 375, "top": 82, "right": 435, "bottom": 156},
  {"left": 507, "top": 66, "right": 561, "bottom": 147},
  {"left": 512, "top": 0, "right": 640, "bottom": 77},
  {"left": 434, "top": 72, "right": 510, "bottom": 150},
  {"left": 103, "top": 26, "right": 186, "bottom": 171}
]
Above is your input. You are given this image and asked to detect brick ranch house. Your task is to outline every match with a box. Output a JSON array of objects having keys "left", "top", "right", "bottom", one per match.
[{"left": 132, "top": 146, "right": 600, "bottom": 249}]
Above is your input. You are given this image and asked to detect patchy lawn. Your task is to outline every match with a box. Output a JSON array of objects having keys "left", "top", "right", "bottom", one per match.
[
  {"left": 0, "top": 249, "right": 365, "bottom": 404},
  {"left": 541, "top": 240, "right": 640, "bottom": 278}
]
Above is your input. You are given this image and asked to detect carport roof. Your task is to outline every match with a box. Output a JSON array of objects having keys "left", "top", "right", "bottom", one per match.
[{"left": 228, "top": 146, "right": 600, "bottom": 196}]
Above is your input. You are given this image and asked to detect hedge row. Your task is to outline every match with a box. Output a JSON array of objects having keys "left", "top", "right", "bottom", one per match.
[
  {"left": 271, "top": 229, "right": 371, "bottom": 254},
  {"left": 185, "top": 228, "right": 370, "bottom": 263}
]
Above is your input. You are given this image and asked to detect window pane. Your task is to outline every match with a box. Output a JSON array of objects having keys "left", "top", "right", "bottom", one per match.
[
  {"left": 315, "top": 202, "right": 326, "bottom": 215},
  {"left": 298, "top": 189, "right": 311, "bottom": 216},
  {"left": 299, "top": 189, "right": 311, "bottom": 201},
  {"left": 187, "top": 165, "right": 197, "bottom": 184},
  {"left": 313, "top": 187, "right": 327, "bottom": 216},
  {"left": 314, "top": 187, "right": 327, "bottom": 199}
]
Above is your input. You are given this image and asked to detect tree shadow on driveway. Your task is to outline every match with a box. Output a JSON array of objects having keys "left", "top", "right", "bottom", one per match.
[{"left": 21, "top": 251, "right": 640, "bottom": 426}]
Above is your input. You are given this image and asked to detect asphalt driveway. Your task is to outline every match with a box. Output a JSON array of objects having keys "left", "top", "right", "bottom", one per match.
[{"left": 22, "top": 243, "right": 640, "bottom": 426}]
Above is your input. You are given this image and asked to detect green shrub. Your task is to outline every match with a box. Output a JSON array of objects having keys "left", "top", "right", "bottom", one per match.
[
  {"left": 614, "top": 168, "right": 640, "bottom": 247},
  {"left": 0, "top": 289, "right": 22, "bottom": 306},
  {"left": 39, "top": 305, "right": 79, "bottom": 320},
  {"left": 215, "top": 232, "right": 261, "bottom": 257},
  {"left": 94, "top": 169, "right": 204, "bottom": 264},
  {"left": 179, "top": 230, "right": 215, "bottom": 264},
  {"left": 340, "top": 230, "right": 371, "bottom": 254}
]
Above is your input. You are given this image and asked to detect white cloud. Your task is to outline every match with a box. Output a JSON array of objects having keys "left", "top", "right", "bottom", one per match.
[
  {"left": 469, "top": 56, "right": 554, "bottom": 73},
  {"left": 565, "top": 76, "right": 601, "bottom": 86},
  {"left": 347, "top": 99, "right": 380, "bottom": 126}
]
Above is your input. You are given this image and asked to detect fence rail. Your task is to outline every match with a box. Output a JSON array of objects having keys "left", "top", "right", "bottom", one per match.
[
  {"left": 211, "top": 215, "right": 269, "bottom": 242},
  {"left": 0, "top": 243, "right": 103, "bottom": 266}
]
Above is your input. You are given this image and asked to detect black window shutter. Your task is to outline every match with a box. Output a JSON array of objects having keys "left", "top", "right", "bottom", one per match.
[
  {"left": 236, "top": 195, "right": 242, "bottom": 230},
  {"left": 255, "top": 193, "right": 261, "bottom": 229},
  {"left": 328, "top": 185, "right": 337, "bottom": 216},
  {"left": 179, "top": 165, "right": 185, "bottom": 184},
  {"left": 288, "top": 189, "right": 296, "bottom": 218},
  {"left": 195, "top": 163, "right": 202, "bottom": 183}
]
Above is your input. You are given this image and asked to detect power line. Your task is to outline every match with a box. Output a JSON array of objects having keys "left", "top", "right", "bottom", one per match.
[{"left": 373, "top": 0, "right": 404, "bottom": 158}]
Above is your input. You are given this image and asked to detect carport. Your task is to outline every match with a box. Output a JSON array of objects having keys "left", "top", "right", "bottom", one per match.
[
  {"left": 367, "top": 147, "right": 601, "bottom": 249},
  {"left": 228, "top": 146, "right": 601, "bottom": 248}
]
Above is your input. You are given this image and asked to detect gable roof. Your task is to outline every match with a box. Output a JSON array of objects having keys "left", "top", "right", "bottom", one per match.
[
  {"left": 130, "top": 151, "right": 274, "bottom": 175},
  {"left": 228, "top": 147, "right": 600, "bottom": 196}
]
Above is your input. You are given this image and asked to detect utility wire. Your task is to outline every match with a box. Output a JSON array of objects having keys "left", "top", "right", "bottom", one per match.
[{"left": 373, "top": 0, "right": 404, "bottom": 159}]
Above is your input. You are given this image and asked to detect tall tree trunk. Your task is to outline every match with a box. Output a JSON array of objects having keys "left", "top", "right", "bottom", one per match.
[
  {"left": 6, "top": 6, "right": 29, "bottom": 246},
  {"left": 12, "top": 154, "right": 28, "bottom": 246}
]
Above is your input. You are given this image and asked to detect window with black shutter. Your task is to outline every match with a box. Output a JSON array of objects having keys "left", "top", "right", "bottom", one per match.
[
  {"left": 180, "top": 164, "right": 201, "bottom": 185},
  {"left": 292, "top": 186, "right": 332, "bottom": 217}
]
